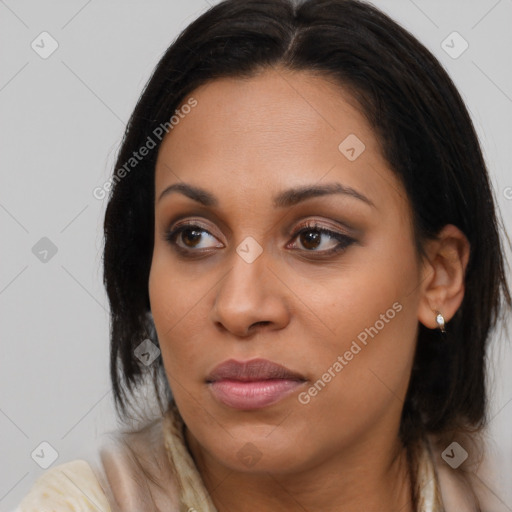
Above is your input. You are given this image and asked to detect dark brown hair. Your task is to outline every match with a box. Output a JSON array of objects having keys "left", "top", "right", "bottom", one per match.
[{"left": 102, "top": 0, "right": 511, "bottom": 482}]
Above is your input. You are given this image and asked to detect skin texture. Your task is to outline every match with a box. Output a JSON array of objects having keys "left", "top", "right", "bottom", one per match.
[{"left": 148, "top": 67, "right": 470, "bottom": 512}]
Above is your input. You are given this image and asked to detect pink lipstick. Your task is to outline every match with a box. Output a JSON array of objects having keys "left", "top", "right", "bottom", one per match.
[{"left": 206, "top": 358, "right": 306, "bottom": 410}]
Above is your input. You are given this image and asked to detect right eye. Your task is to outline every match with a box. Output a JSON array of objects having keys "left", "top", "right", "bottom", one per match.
[{"left": 164, "top": 223, "right": 224, "bottom": 254}]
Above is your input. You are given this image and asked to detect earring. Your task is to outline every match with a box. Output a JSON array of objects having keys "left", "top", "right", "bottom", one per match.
[{"left": 435, "top": 311, "right": 446, "bottom": 333}]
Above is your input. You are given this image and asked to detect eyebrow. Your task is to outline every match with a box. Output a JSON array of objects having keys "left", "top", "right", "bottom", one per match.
[{"left": 157, "top": 182, "right": 375, "bottom": 209}]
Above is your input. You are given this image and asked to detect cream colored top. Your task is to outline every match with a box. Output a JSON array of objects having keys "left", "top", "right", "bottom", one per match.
[{"left": 17, "top": 402, "right": 489, "bottom": 512}]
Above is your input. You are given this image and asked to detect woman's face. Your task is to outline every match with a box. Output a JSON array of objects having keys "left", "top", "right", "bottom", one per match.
[{"left": 149, "top": 68, "right": 425, "bottom": 474}]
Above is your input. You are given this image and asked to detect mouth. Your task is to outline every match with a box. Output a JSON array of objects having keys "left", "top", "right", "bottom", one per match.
[{"left": 206, "top": 358, "right": 307, "bottom": 410}]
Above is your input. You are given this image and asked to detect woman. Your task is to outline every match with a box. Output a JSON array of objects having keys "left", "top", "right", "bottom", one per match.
[{"left": 17, "top": 0, "right": 511, "bottom": 511}]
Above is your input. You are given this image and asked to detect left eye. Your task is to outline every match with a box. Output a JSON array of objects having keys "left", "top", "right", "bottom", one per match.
[{"left": 288, "top": 224, "right": 355, "bottom": 254}]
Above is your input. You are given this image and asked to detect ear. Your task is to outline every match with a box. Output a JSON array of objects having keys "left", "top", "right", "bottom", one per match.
[{"left": 417, "top": 224, "right": 470, "bottom": 330}]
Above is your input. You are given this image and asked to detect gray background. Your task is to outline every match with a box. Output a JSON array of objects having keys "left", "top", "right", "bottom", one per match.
[{"left": 1, "top": 0, "right": 511, "bottom": 510}]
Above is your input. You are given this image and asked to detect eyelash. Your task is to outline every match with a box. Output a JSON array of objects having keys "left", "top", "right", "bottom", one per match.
[{"left": 164, "top": 220, "right": 356, "bottom": 258}]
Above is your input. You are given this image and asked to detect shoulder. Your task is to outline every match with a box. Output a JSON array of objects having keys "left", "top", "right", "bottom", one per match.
[
  {"left": 93, "top": 414, "right": 182, "bottom": 511},
  {"left": 17, "top": 459, "right": 111, "bottom": 512},
  {"left": 429, "top": 433, "right": 510, "bottom": 512}
]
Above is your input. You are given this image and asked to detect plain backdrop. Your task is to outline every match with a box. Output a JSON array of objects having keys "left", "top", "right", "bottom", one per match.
[{"left": 1, "top": 0, "right": 511, "bottom": 510}]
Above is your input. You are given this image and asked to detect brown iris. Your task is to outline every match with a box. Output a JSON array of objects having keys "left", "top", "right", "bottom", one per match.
[{"left": 300, "top": 230, "right": 321, "bottom": 250}]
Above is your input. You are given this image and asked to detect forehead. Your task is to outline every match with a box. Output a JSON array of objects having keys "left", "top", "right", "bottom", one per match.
[
  {"left": 154, "top": 68, "right": 405, "bottom": 214},
  {"left": 158, "top": 69, "right": 370, "bottom": 164}
]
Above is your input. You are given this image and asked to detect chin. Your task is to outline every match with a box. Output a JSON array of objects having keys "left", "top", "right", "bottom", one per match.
[{"left": 207, "top": 422, "right": 315, "bottom": 472}]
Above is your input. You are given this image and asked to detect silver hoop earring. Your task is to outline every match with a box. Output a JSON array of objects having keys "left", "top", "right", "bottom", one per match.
[{"left": 435, "top": 311, "right": 446, "bottom": 333}]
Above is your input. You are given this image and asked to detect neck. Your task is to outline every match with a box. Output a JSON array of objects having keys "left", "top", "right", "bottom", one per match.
[{"left": 184, "top": 429, "right": 414, "bottom": 512}]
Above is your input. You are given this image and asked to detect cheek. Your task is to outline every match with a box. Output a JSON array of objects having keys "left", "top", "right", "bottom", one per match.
[
  {"left": 316, "top": 230, "right": 417, "bottom": 338},
  {"left": 308, "top": 227, "right": 420, "bottom": 391},
  {"left": 297, "top": 293, "right": 418, "bottom": 446},
  {"left": 148, "top": 256, "right": 213, "bottom": 379}
]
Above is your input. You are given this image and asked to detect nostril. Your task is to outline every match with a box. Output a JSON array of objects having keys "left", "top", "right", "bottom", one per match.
[{"left": 251, "top": 321, "right": 270, "bottom": 328}]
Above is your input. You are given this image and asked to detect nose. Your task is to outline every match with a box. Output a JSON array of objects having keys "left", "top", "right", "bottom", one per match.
[{"left": 210, "top": 247, "right": 290, "bottom": 338}]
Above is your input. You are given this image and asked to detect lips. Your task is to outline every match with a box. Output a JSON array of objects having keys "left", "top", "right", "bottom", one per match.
[
  {"left": 206, "top": 358, "right": 307, "bottom": 410},
  {"left": 206, "top": 358, "right": 306, "bottom": 383}
]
